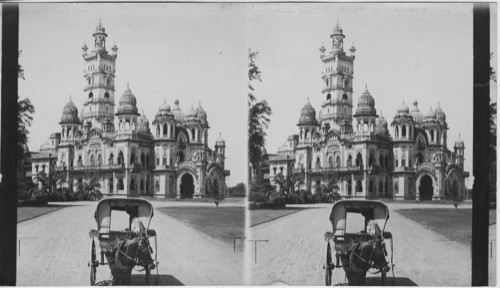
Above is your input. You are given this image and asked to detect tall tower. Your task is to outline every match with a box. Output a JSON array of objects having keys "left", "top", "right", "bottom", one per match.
[
  {"left": 81, "top": 19, "right": 118, "bottom": 132},
  {"left": 319, "top": 21, "right": 356, "bottom": 133}
]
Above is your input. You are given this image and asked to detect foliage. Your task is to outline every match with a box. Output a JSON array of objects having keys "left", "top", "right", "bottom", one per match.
[
  {"left": 490, "top": 101, "right": 496, "bottom": 204},
  {"left": 248, "top": 49, "right": 272, "bottom": 183},
  {"left": 286, "top": 192, "right": 305, "bottom": 204},
  {"left": 228, "top": 182, "right": 246, "bottom": 196},
  {"left": 75, "top": 178, "right": 103, "bottom": 201},
  {"left": 17, "top": 50, "right": 35, "bottom": 168},
  {"left": 249, "top": 191, "right": 269, "bottom": 203}
]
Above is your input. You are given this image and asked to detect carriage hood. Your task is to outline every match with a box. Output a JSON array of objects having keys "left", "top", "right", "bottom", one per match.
[
  {"left": 94, "top": 197, "right": 154, "bottom": 234},
  {"left": 329, "top": 200, "right": 389, "bottom": 236}
]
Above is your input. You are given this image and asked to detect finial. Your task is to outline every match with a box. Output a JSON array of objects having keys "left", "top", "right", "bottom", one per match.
[
  {"left": 127, "top": 82, "right": 130, "bottom": 89},
  {"left": 69, "top": 94, "right": 72, "bottom": 100}
]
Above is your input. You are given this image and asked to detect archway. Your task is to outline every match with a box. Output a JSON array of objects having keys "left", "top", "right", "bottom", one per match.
[
  {"left": 180, "top": 173, "right": 194, "bottom": 199},
  {"left": 419, "top": 175, "right": 433, "bottom": 201},
  {"left": 213, "top": 179, "right": 219, "bottom": 196}
]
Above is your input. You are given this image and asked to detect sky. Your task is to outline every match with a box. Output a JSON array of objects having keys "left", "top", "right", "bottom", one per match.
[
  {"left": 246, "top": 2, "right": 497, "bottom": 188},
  {"left": 19, "top": 3, "right": 247, "bottom": 186}
]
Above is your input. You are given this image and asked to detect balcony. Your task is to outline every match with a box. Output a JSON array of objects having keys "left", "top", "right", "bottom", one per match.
[
  {"left": 393, "top": 166, "right": 414, "bottom": 173},
  {"left": 60, "top": 164, "right": 124, "bottom": 173},
  {"left": 309, "top": 165, "right": 362, "bottom": 175}
]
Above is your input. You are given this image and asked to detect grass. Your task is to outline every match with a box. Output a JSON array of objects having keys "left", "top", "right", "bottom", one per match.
[
  {"left": 395, "top": 208, "right": 472, "bottom": 246},
  {"left": 17, "top": 205, "right": 65, "bottom": 223},
  {"left": 157, "top": 206, "right": 244, "bottom": 244},
  {"left": 249, "top": 207, "right": 304, "bottom": 227}
]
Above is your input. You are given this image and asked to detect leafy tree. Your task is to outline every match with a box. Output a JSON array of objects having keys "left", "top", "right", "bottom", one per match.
[
  {"left": 248, "top": 50, "right": 272, "bottom": 183},
  {"left": 228, "top": 182, "right": 246, "bottom": 196}
]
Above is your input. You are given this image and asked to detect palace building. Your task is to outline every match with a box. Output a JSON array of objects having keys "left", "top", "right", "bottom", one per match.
[
  {"left": 268, "top": 22, "right": 468, "bottom": 200},
  {"left": 31, "top": 20, "right": 230, "bottom": 198}
]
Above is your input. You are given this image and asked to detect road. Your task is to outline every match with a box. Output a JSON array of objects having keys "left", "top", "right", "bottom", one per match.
[
  {"left": 17, "top": 201, "right": 243, "bottom": 286},
  {"left": 249, "top": 203, "right": 472, "bottom": 286}
]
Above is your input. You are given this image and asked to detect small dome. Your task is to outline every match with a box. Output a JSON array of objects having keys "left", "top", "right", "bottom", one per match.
[
  {"left": 185, "top": 105, "right": 199, "bottom": 123},
  {"left": 454, "top": 134, "right": 465, "bottom": 148},
  {"left": 60, "top": 97, "right": 80, "bottom": 124},
  {"left": 196, "top": 102, "right": 207, "bottom": 120},
  {"left": 355, "top": 85, "right": 376, "bottom": 116},
  {"left": 158, "top": 99, "right": 171, "bottom": 114},
  {"left": 298, "top": 99, "right": 318, "bottom": 126},
  {"left": 397, "top": 101, "right": 409, "bottom": 114},
  {"left": 410, "top": 101, "right": 424, "bottom": 124},
  {"left": 171, "top": 99, "right": 186, "bottom": 122},
  {"left": 375, "top": 113, "right": 389, "bottom": 135},
  {"left": 137, "top": 111, "right": 150, "bottom": 134},
  {"left": 215, "top": 133, "right": 225, "bottom": 146},
  {"left": 332, "top": 21, "right": 343, "bottom": 34},
  {"left": 95, "top": 19, "right": 105, "bottom": 34},
  {"left": 435, "top": 103, "right": 446, "bottom": 123},
  {"left": 117, "top": 84, "right": 138, "bottom": 115},
  {"left": 425, "top": 106, "right": 437, "bottom": 119}
]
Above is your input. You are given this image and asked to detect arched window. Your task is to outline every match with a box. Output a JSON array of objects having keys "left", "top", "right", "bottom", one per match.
[
  {"left": 104, "top": 92, "right": 109, "bottom": 98},
  {"left": 97, "top": 154, "right": 102, "bottom": 165},
  {"left": 109, "top": 153, "right": 114, "bottom": 165},
  {"left": 146, "top": 154, "right": 150, "bottom": 167},
  {"left": 347, "top": 155, "right": 352, "bottom": 167},
  {"left": 106, "top": 78, "right": 111, "bottom": 86},
  {"left": 125, "top": 121, "right": 130, "bottom": 130},
  {"left": 117, "top": 151, "right": 124, "bottom": 165},
  {"left": 347, "top": 179, "right": 352, "bottom": 195},
  {"left": 77, "top": 155, "right": 82, "bottom": 166},
  {"left": 141, "top": 153, "right": 145, "bottom": 167},
  {"left": 118, "top": 178, "right": 124, "bottom": 190},
  {"left": 156, "top": 125, "right": 160, "bottom": 136},
  {"left": 430, "top": 130, "right": 435, "bottom": 142},
  {"left": 130, "top": 152, "right": 135, "bottom": 164},
  {"left": 140, "top": 179, "right": 145, "bottom": 190},
  {"left": 402, "top": 125, "right": 407, "bottom": 137},
  {"left": 163, "top": 124, "right": 168, "bottom": 136},
  {"left": 88, "top": 92, "right": 93, "bottom": 99},
  {"left": 395, "top": 126, "right": 399, "bottom": 138},
  {"left": 88, "top": 77, "right": 91, "bottom": 85},
  {"left": 315, "top": 157, "right": 320, "bottom": 168},
  {"left": 364, "top": 122, "right": 369, "bottom": 132},
  {"left": 379, "top": 155, "right": 384, "bottom": 169},
  {"left": 342, "top": 93, "right": 348, "bottom": 100},
  {"left": 355, "top": 153, "right": 363, "bottom": 167},
  {"left": 130, "top": 179, "right": 136, "bottom": 191},
  {"left": 355, "top": 180, "right": 362, "bottom": 192},
  {"left": 369, "top": 154, "right": 374, "bottom": 167},
  {"left": 335, "top": 156, "right": 340, "bottom": 168},
  {"left": 327, "top": 94, "right": 331, "bottom": 101},
  {"left": 329, "top": 156, "right": 333, "bottom": 168},
  {"left": 90, "top": 154, "right": 95, "bottom": 166}
]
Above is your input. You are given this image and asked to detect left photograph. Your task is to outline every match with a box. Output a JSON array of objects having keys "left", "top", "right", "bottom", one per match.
[{"left": 16, "top": 3, "right": 247, "bottom": 285}]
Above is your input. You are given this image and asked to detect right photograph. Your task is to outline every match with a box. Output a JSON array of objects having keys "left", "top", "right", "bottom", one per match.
[{"left": 247, "top": 3, "right": 493, "bottom": 286}]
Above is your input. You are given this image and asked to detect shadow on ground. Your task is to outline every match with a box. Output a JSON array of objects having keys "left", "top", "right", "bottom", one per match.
[
  {"left": 333, "top": 277, "right": 417, "bottom": 286},
  {"left": 130, "top": 274, "right": 184, "bottom": 286}
]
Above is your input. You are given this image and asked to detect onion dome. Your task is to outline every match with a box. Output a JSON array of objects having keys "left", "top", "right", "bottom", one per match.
[
  {"left": 116, "top": 84, "right": 139, "bottom": 115},
  {"left": 196, "top": 102, "right": 208, "bottom": 126},
  {"left": 158, "top": 99, "right": 171, "bottom": 115},
  {"left": 298, "top": 98, "right": 318, "bottom": 126},
  {"left": 137, "top": 110, "right": 150, "bottom": 134},
  {"left": 397, "top": 101, "right": 410, "bottom": 115},
  {"left": 376, "top": 112, "right": 389, "bottom": 135},
  {"left": 332, "top": 21, "right": 343, "bottom": 34},
  {"left": 185, "top": 105, "right": 199, "bottom": 122},
  {"left": 425, "top": 106, "right": 437, "bottom": 119},
  {"left": 60, "top": 97, "right": 80, "bottom": 124},
  {"left": 215, "top": 133, "right": 225, "bottom": 146},
  {"left": 454, "top": 134, "right": 465, "bottom": 148},
  {"left": 410, "top": 100, "right": 424, "bottom": 124},
  {"left": 95, "top": 18, "right": 106, "bottom": 34},
  {"left": 435, "top": 103, "right": 447, "bottom": 124},
  {"left": 355, "top": 84, "right": 377, "bottom": 116},
  {"left": 171, "top": 99, "right": 186, "bottom": 122}
]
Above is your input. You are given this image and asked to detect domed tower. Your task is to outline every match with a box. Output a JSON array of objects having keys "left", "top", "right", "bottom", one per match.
[
  {"left": 81, "top": 19, "right": 118, "bottom": 131},
  {"left": 410, "top": 101, "right": 424, "bottom": 126},
  {"left": 152, "top": 99, "right": 176, "bottom": 169},
  {"left": 59, "top": 97, "right": 80, "bottom": 143},
  {"left": 297, "top": 99, "right": 319, "bottom": 143},
  {"left": 137, "top": 111, "right": 151, "bottom": 135},
  {"left": 115, "top": 84, "right": 139, "bottom": 135},
  {"left": 434, "top": 103, "right": 448, "bottom": 149},
  {"left": 391, "top": 101, "right": 415, "bottom": 141},
  {"left": 319, "top": 21, "right": 355, "bottom": 133},
  {"left": 354, "top": 84, "right": 377, "bottom": 135},
  {"left": 422, "top": 106, "right": 441, "bottom": 145},
  {"left": 215, "top": 133, "right": 226, "bottom": 169},
  {"left": 454, "top": 135, "right": 465, "bottom": 169},
  {"left": 375, "top": 112, "right": 389, "bottom": 136},
  {"left": 171, "top": 99, "right": 186, "bottom": 123},
  {"left": 196, "top": 102, "right": 209, "bottom": 145},
  {"left": 184, "top": 105, "right": 203, "bottom": 144}
]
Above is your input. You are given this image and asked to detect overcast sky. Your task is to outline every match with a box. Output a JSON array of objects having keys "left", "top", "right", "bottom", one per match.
[
  {"left": 246, "top": 3, "right": 497, "bottom": 188},
  {"left": 19, "top": 3, "right": 247, "bottom": 186},
  {"left": 17, "top": 3, "right": 497, "bottom": 188}
]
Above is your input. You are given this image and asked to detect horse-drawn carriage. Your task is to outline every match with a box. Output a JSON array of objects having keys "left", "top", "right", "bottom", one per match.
[
  {"left": 324, "top": 200, "right": 394, "bottom": 286},
  {"left": 89, "top": 197, "right": 159, "bottom": 285}
]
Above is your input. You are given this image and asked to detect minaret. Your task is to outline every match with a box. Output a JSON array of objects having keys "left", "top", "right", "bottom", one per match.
[
  {"left": 81, "top": 19, "right": 118, "bottom": 132},
  {"left": 319, "top": 21, "right": 355, "bottom": 132}
]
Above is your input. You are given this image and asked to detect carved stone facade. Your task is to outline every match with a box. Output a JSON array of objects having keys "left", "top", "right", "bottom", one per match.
[
  {"left": 268, "top": 22, "right": 468, "bottom": 200},
  {"left": 32, "top": 20, "right": 230, "bottom": 198}
]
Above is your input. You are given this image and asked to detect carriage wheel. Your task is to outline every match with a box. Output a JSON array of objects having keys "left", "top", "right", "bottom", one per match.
[
  {"left": 325, "top": 242, "right": 332, "bottom": 286},
  {"left": 90, "top": 239, "right": 97, "bottom": 286},
  {"left": 145, "top": 267, "right": 150, "bottom": 285}
]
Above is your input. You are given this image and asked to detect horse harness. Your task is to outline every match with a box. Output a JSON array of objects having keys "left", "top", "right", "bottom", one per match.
[{"left": 348, "top": 241, "right": 388, "bottom": 274}]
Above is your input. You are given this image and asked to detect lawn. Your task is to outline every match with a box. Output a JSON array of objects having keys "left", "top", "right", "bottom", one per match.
[
  {"left": 157, "top": 206, "right": 244, "bottom": 245},
  {"left": 17, "top": 205, "right": 65, "bottom": 223},
  {"left": 249, "top": 207, "right": 304, "bottom": 227},
  {"left": 395, "top": 208, "right": 472, "bottom": 246}
]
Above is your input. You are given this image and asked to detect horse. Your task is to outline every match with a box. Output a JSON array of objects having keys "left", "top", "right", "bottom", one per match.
[
  {"left": 106, "top": 234, "right": 155, "bottom": 285},
  {"left": 340, "top": 237, "right": 390, "bottom": 285}
]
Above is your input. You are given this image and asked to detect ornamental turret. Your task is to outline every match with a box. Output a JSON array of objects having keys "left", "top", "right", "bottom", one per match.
[
  {"left": 116, "top": 84, "right": 139, "bottom": 135},
  {"left": 60, "top": 96, "right": 80, "bottom": 142},
  {"left": 354, "top": 84, "right": 378, "bottom": 135}
]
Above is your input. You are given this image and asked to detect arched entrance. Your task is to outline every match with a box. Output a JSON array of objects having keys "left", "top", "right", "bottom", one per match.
[
  {"left": 419, "top": 175, "right": 433, "bottom": 201},
  {"left": 180, "top": 173, "right": 194, "bottom": 199},
  {"left": 213, "top": 179, "right": 219, "bottom": 196}
]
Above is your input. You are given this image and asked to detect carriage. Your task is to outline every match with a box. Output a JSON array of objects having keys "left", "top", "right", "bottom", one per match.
[
  {"left": 89, "top": 197, "right": 159, "bottom": 285},
  {"left": 324, "top": 200, "right": 394, "bottom": 286}
]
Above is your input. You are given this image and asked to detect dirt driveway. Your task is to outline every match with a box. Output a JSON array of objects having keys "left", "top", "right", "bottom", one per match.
[
  {"left": 17, "top": 201, "right": 243, "bottom": 286},
  {"left": 249, "top": 202, "right": 471, "bottom": 286}
]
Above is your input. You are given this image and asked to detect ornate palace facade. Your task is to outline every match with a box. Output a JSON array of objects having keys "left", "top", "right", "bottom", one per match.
[
  {"left": 31, "top": 20, "right": 230, "bottom": 198},
  {"left": 268, "top": 22, "right": 468, "bottom": 200}
]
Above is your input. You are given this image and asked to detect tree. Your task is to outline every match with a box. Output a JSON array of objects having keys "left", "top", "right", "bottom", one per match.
[
  {"left": 17, "top": 51, "right": 35, "bottom": 164},
  {"left": 490, "top": 53, "right": 496, "bottom": 204},
  {"left": 248, "top": 49, "right": 272, "bottom": 184}
]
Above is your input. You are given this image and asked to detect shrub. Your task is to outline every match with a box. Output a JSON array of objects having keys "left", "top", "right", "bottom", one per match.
[
  {"left": 249, "top": 191, "right": 269, "bottom": 203},
  {"left": 286, "top": 192, "right": 305, "bottom": 204}
]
